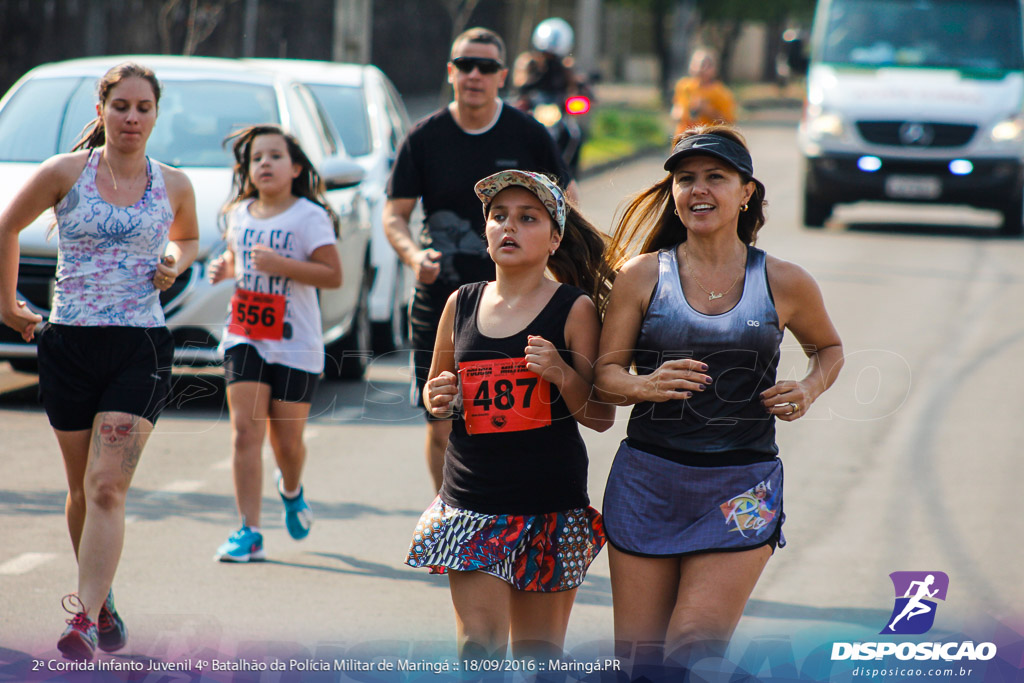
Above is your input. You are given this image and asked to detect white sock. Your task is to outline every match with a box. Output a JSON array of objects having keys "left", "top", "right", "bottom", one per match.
[{"left": 280, "top": 483, "right": 302, "bottom": 499}]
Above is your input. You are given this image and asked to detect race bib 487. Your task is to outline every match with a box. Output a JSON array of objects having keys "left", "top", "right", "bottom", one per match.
[{"left": 458, "top": 357, "right": 552, "bottom": 435}]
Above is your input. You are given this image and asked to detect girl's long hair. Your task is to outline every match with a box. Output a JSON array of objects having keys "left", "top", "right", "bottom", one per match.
[
  {"left": 606, "top": 124, "right": 767, "bottom": 269},
  {"left": 71, "top": 62, "right": 161, "bottom": 151},
  {"left": 548, "top": 199, "right": 615, "bottom": 317},
  {"left": 221, "top": 124, "right": 340, "bottom": 236}
]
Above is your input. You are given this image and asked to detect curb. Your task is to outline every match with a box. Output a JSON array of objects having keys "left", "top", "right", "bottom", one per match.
[{"left": 578, "top": 145, "right": 664, "bottom": 180}]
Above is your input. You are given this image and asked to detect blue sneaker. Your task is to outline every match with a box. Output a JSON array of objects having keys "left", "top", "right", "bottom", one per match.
[
  {"left": 97, "top": 588, "right": 127, "bottom": 652},
  {"left": 215, "top": 526, "right": 265, "bottom": 562},
  {"left": 277, "top": 472, "right": 313, "bottom": 540}
]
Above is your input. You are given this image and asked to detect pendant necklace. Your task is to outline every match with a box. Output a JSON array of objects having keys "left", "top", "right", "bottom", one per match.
[{"left": 682, "top": 245, "right": 745, "bottom": 301}]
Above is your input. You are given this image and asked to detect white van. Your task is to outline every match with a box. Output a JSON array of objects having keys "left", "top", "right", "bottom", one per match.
[{"left": 798, "top": 0, "right": 1024, "bottom": 235}]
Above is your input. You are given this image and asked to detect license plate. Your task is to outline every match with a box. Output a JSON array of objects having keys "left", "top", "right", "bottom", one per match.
[{"left": 885, "top": 175, "right": 941, "bottom": 199}]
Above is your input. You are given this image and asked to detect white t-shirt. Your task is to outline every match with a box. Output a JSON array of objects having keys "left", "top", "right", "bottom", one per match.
[{"left": 219, "top": 197, "right": 337, "bottom": 373}]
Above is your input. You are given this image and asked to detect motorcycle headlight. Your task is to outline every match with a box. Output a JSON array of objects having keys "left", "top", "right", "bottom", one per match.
[
  {"left": 991, "top": 115, "right": 1024, "bottom": 143},
  {"left": 534, "top": 103, "right": 563, "bottom": 127}
]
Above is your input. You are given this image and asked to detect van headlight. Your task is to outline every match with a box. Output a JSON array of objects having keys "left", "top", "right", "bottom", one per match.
[
  {"left": 805, "top": 108, "right": 845, "bottom": 141},
  {"left": 991, "top": 115, "right": 1024, "bottom": 143}
]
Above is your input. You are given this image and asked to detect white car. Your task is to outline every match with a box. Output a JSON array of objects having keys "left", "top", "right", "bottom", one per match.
[
  {"left": 0, "top": 55, "right": 375, "bottom": 378},
  {"left": 249, "top": 59, "right": 415, "bottom": 352}
]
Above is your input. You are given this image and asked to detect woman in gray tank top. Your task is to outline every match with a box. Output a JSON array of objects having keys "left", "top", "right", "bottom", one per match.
[{"left": 594, "top": 126, "right": 844, "bottom": 674}]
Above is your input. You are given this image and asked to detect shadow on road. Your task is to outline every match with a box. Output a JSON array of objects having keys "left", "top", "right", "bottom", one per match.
[{"left": 0, "top": 488, "right": 422, "bottom": 524}]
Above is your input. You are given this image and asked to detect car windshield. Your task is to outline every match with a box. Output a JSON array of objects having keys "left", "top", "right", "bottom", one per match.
[
  {"left": 0, "top": 76, "right": 280, "bottom": 167},
  {"left": 820, "top": 0, "right": 1024, "bottom": 71},
  {"left": 307, "top": 83, "right": 371, "bottom": 157}
]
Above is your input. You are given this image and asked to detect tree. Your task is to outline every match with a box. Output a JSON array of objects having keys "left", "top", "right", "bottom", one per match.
[
  {"left": 159, "top": 0, "right": 237, "bottom": 55},
  {"left": 694, "top": 0, "right": 815, "bottom": 86},
  {"left": 606, "top": 0, "right": 815, "bottom": 99}
]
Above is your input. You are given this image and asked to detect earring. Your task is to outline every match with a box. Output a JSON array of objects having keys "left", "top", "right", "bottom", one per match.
[
  {"left": 549, "top": 249, "right": 557, "bottom": 256},
  {"left": 673, "top": 208, "right": 679, "bottom": 216},
  {"left": 741, "top": 203, "right": 749, "bottom": 212}
]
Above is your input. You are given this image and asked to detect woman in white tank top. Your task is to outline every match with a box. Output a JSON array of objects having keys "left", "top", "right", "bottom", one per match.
[{"left": 0, "top": 62, "right": 198, "bottom": 662}]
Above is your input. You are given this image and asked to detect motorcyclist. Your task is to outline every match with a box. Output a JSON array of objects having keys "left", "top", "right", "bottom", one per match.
[
  {"left": 513, "top": 18, "right": 593, "bottom": 104},
  {"left": 512, "top": 18, "right": 592, "bottom": 176}
]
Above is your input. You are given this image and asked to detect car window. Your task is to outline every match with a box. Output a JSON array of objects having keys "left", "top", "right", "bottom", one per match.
[
  {"left": 150, "top": 81, "right": 280, "bottom": 167},
  {"left": 34, "top": 78, "right": 280, "bottom": 167},
  {"left": 0, "top": 77, "right": 85, "bottom": 160},
  {"left": 292, "top": 84, "right": 338, "bottom": 157},
  {"left": 307, "top": 83, "right": 372, "bottom": 157},
  {"left": 283, "top": 84, "right": 328, "bottom": 164},
  {"left": 381, "top": 77, "right": 411, "bottom": 153}
]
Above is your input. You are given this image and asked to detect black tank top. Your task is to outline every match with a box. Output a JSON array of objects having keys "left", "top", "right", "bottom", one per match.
[
  {"left": 627, "top": 245, "right": 784, "bottom": 463},
  {"left": 441, "top": 281, "right": 590, "bottom": 515}
]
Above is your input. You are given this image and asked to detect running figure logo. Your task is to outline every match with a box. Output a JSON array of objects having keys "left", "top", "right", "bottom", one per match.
[{"left": 881, "top": 571, "right": 949, "bottom": 635}]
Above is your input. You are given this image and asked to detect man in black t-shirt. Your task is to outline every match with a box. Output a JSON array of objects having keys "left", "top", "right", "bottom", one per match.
[{"left": 384, "top": 26, "right": 575, "bottom": 493}]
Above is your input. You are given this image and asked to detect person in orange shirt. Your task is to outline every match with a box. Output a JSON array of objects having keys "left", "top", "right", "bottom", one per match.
[{"left": 670, "top": 49, "right": 737, "bottom": 139}]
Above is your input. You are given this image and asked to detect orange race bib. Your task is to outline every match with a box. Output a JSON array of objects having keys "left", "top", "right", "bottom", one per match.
[
  {"left": 228, "top": 288, "right": 286, "bottom": 341},
  {"left": 458, "top": 357, "right": 552, "bottom": 435}
]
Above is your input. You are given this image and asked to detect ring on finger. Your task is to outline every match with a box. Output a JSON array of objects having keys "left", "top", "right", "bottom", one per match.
[{"left": 783, "top": 401, "right": 799, "bottom": 415}]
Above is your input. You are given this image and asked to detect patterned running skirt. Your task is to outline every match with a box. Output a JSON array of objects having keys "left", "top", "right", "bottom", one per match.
[
  {"left": 405, "top": 497, "right": 606, "bottom": 592},
  {"left": 603, "top": 440, "right": 786, "bottom": 557}
]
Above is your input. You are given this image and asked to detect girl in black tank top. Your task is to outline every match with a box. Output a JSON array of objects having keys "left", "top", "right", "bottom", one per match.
[{"left": 404, "top": 170, "right": 615, "bottom": 662}]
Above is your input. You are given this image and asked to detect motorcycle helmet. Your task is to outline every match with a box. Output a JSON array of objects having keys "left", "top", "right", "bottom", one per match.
[{"left": 532, "top": 18, "right": 574, "bottom": 57}]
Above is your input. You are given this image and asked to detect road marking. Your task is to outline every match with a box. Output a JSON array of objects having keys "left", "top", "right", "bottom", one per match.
[
  {"left": 0, "top": 552, "right": 56, "bottom": 575},
  {"left": 143, "top": 480, "right": 205, "bottom": 498}
]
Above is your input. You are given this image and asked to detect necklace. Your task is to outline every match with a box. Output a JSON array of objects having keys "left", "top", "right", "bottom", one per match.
[
  {"left": 682, "top": 245, "right": 745, "bottom": 301},
  {"left": 102, "top": 151, "right": 144, "bottom": 192}
]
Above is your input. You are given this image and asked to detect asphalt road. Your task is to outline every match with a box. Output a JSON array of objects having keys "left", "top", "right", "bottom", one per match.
[{"left": 1, "top": 121, "right": 1022, "bottom": 680}]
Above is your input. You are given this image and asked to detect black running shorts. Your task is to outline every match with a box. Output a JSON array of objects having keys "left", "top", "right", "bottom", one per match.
[
  {"left": 222, "top": 343, "right": 318, "bottom": 404},
  {"left": 36, "top": 323, "right": 174, "bottom": 431}
]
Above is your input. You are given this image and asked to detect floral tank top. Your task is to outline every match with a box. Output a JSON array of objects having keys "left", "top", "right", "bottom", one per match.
[{"left": 49, "top": 149, "right": 173, "bottom": 327}]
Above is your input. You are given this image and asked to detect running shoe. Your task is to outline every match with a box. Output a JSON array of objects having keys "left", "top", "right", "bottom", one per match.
[
  {"left": 57, "top": 595, "right": 98, "bottom": 661},
  {"left": 215, "top": 525, "right": 265, "bottom": 562},
  {"left": 277, "top": 470, "right": 313, "bottom": 540},
  {"left": 97, "top": 588, "right": 127, "bottom": 652}
]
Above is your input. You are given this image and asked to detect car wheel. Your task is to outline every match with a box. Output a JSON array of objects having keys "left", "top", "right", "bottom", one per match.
[
  {"left": 371, "top": 285, "right": 409, "bottom": 353},
  {"left": 8, "top": 358, "right": 39, "bottom": 373},
  {"left": 1001, "top": 193, "right": 1024, "bottom": 237},
  {"left": 803, "top": 189, "right": 832, "bottom": 228},
  {"left": 324, "top": 270, "right": 373, "bottom": 381}
]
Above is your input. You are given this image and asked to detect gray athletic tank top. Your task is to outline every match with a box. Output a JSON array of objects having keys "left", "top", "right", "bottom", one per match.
[{"left": 627, "top": 244, "right": 784, "bottom": 460}]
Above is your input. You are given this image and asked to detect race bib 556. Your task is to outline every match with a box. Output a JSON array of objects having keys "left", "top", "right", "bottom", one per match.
[{"left": 228, "top": 288, "right": 286, "bottom": 341}]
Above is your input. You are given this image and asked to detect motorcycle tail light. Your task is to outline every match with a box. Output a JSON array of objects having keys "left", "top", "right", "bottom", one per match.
[{"left": 565, "top": 95, "right": 590, "bottom": 115}]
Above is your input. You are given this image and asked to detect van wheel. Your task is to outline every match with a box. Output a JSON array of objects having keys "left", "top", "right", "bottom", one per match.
[
  {"left": 1001, "top": 196, "right": 1024, "bottom": 237},
  {"left": 324, "top": 275, "right": 373, "bottom": 381},
  {"left": 803, "top": 190, "right": 832, "bottom": 228}
]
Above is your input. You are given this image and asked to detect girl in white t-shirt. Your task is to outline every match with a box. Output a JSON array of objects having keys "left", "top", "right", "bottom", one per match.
[{"left": 208, "top": 124, "right": 341, "bottom": 562}]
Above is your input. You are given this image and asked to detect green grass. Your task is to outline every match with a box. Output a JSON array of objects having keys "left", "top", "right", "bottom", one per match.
[{"left": 580, "top": 106, "right": 669, "bottom": 170}]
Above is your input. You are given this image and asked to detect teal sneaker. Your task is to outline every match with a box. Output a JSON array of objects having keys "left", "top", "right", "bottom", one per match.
[
  {"left": 215, "top": 525, "right": 265, "bottom": 562},
  {"left": 97, "top": 588, "right": 127, "bottom": 652},
  {"left": 277, "top": 471, "right": 313, "bottom": 540}
]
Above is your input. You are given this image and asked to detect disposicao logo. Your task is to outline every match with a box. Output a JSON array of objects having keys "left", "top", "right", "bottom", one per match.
[
  {"left": 830, "top": 571, "right": 997, "bottom": 663},
  {"left": 882, "top": 571, "right": 948, "bottom": 635}
]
